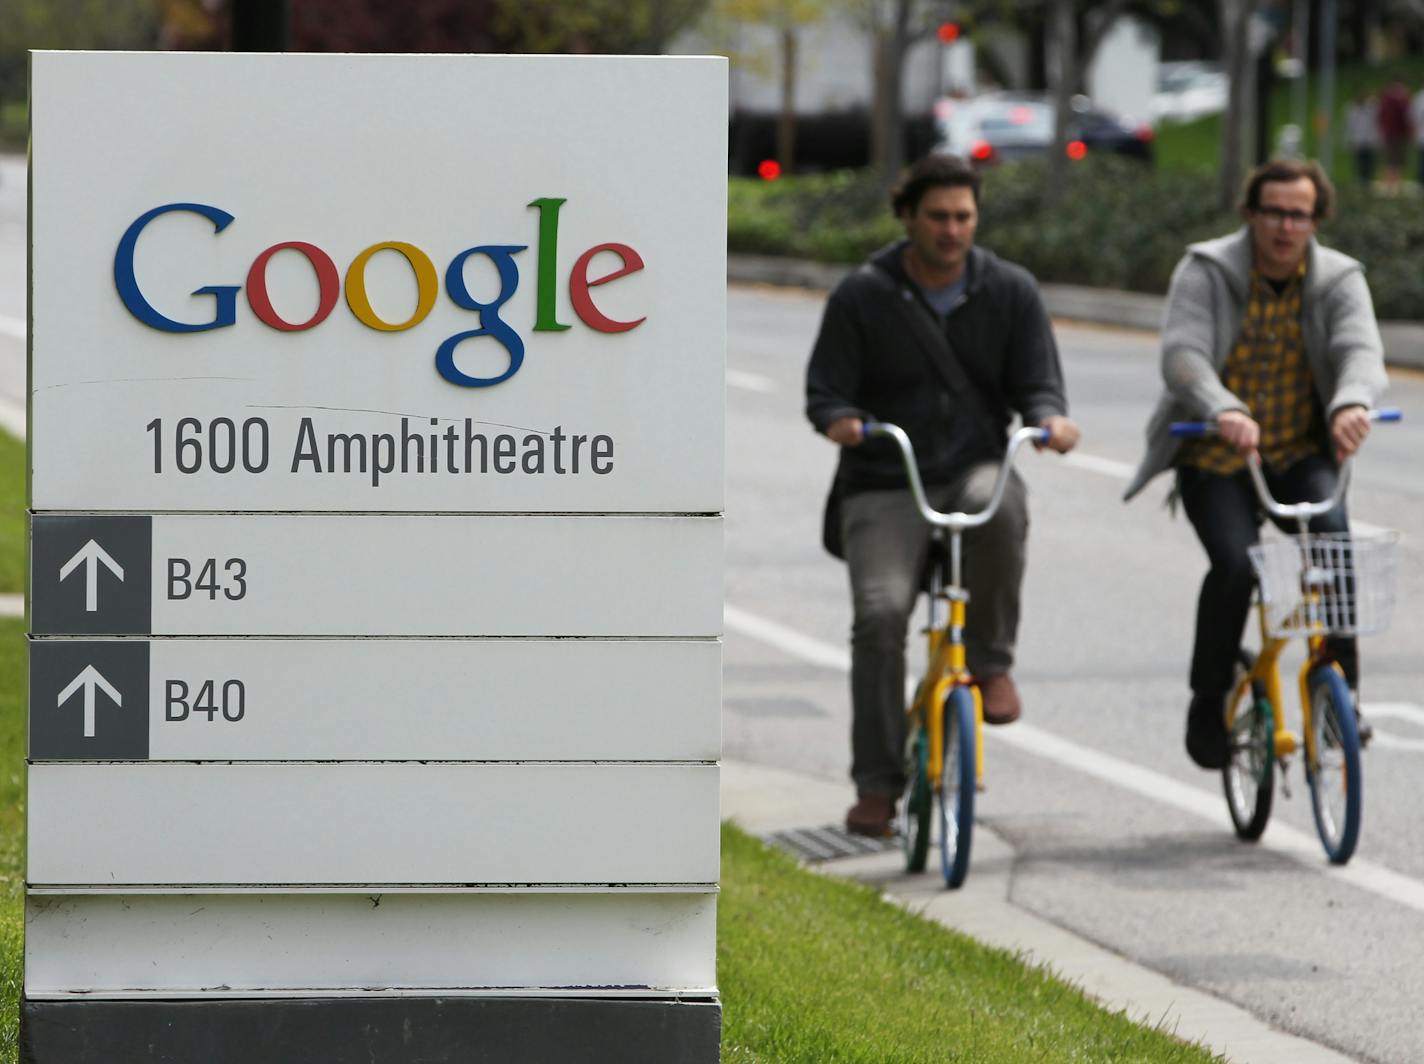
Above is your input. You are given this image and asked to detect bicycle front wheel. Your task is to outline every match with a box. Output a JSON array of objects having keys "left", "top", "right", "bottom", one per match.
[
  {"left": 938, "top": 685, "right": 976, "bottom": 889},
  {"left": 1306, "top": 665, "right": 1362, "bottom": 865},
  {"left": 1223, "top": 649, "right": 1273, "bottom": 840},
  {"left": 900, "top": 726, "right": 931, "bottom": 873}
]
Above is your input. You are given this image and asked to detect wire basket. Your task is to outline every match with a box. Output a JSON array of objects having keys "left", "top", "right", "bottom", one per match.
[{"left": 1248, "top": 531, "right": 1401, "bottom": 638}]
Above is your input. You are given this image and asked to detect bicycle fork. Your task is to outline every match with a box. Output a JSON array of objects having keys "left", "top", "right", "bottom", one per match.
[{"left": 922, "top": 592, "right": 985, "bottom": 792}]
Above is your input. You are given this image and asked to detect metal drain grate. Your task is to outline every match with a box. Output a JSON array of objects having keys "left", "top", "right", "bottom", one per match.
[{"left": 763, "top": 824, "right": 900, "bottom": 864}]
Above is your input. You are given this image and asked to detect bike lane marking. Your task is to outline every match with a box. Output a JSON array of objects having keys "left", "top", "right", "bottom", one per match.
[{"left": 724, "top": 601, "right": 1424, "bottom": 917}]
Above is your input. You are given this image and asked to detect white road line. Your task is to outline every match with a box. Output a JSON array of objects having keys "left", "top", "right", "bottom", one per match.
[
  {"left": 727, "top": 369, "right": 777, "bottom": 394},
  {"left": 1365, "top": 702, "right": 1424, "bottom": 728},
  {"left": 0, "top": 315, "right": 23, "bottom": 341},
  {"left": 1371, "top": 733, "right": 1424, "bottom": 753},
  {"left": 1063, "top": 448, "right": 1393, "bottom": 537},
  {"left": 724, "top": 601, "right": 1424, "bottom": 916},
  {"left": 1062, "top": 451, "right": 1137, "bottom": 479},
  {"left": 723, "top": 603, "right": 847, "bottom": 670}
]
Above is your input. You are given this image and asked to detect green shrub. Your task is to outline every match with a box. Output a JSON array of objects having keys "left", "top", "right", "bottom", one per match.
[
  {"left": 0, "top": 101, "right": 24, "bottom": 150},
  {"left": 729, "top": 158, "right": 1424, "bottom": 320}
]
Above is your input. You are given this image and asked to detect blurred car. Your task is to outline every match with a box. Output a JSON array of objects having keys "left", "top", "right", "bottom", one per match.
[
  {"left": 1151, "top": 61, "right": 1228, "bottom": 125},
  {"left": 931, "top": 91, "right": 1154, "bottom": 167}
]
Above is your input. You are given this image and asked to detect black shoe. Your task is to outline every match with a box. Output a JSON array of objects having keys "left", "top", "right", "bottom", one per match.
[
  {"left": 1185, "top": 692, "right": 1229, "bottom": 770},
  {"left": 1352, "top": 691, "right": 1373, "bottom": 747}
]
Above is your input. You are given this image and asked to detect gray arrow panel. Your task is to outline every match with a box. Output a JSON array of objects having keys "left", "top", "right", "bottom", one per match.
[
  {"left": 30, "top": 515, "right": 152, "bottom": 635},
  {"left": 29, "top": 640, "right": 150, "bottom": 760}
]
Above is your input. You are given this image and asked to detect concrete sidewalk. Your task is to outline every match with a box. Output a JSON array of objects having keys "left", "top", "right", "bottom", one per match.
[
  {"left": 728, "top": 253, "right": 1424, "bottom": 373},
  {"left": 722, "top": 758, "right": 1361, "bottom": 1064}
]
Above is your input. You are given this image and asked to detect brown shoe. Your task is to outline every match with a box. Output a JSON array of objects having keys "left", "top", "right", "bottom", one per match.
[
  {"left": 845, "top": 792, "right": 895, "bottom": 837},
  {"left": 979, "top": 673, "right": 1022, "bottom": 725}
]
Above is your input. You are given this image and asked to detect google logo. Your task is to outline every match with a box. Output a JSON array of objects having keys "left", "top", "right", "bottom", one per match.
[{"left": 113, "top": 198, "right": 646, "bottom": 388}]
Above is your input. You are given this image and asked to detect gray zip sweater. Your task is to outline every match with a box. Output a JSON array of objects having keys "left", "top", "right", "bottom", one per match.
[{"left": 1124, "top": 227, "right": 1386, "bottom": 501}]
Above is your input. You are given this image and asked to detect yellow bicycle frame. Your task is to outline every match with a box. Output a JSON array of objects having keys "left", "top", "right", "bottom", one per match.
[
  {"left": 1226, "top": 594, "right": 1346, "bottom": 771},
  {"left": 910, "top": 597, "right": 985, "bottom": 791}
]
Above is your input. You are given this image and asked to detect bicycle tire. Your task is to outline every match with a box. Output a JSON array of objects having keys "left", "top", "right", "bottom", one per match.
[
  {"left": 900, "top": 726, "right": 931, "bottom": 873},
  {"left": 938, "top": 685, "right": 976, "bottom": 889},
  {"left": 1306, "top": 665, "right": 1362, "bottom": 865},
  {"left": 1222, "top": 648, "right": 1274, "bottom": 840}
]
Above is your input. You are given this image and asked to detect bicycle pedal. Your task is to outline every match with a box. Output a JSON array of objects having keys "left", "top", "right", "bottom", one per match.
[{"left": 1279, "top": 760, "right": 1292, "bottom": 800}]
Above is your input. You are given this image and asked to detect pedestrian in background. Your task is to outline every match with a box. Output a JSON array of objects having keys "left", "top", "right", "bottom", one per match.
[
  {"left": 1410, "top": 82, "right": 1424, "bottom": 186},
  {"left": 1375, "top": 76, "right": 1413, "bottom": 193},
  {"left": 804, "top": 153, "right": 1080, "bottom": 836},
  {"left": 1124, "top": 158, "right": 1387, "bottom": 769},
  {"left": 1344, "top": 87, "right": 1379, "bottom": 188}
]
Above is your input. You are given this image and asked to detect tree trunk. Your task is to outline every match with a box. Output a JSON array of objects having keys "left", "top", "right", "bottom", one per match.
[
  {"left": 870, "top": 27, "right": 890, "bottom": 184},
  {"left": 1218, "top": 0, "right": 1253, "bottom": 211},
  {"left": 777, "top": 25, "right": 798, "bottom": 171},
  {"left": 1046, "top": 0, "right": 1077, "bottom": 203}
]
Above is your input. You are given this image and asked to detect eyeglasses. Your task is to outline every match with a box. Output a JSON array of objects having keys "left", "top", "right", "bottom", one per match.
[{"left": 1254, "top": 206, "right": 1317, "bottom": 229}]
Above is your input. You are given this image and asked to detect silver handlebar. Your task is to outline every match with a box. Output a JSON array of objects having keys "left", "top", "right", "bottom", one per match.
[
  {"left": 863, "top": 422, "right": 1048, "bottom": 532},
  {"left": 1244, "top": 452, "right": 1351, "bottom": 526}
]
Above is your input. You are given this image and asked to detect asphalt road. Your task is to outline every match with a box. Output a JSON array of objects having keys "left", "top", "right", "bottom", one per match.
[
  {"left": 5, "top": 150, "right": 1423, "bottom": 1061},
  {"left": 724, "top": 284, "right": 1424, "bottom": 1064}
]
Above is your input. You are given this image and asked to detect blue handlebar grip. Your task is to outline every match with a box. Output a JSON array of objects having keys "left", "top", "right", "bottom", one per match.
[
  {"left": 861, "top": 419, "right": 885, "bottom": 437},
  {"left": 1169, "top": 421, "right": 1214, "bottom": 438},
  {"left": 1372, "top": 408, "right": 1403, "bottom": 423},
  {"left": 1032, "top": 426, "right": 1051, "bottom": 442}
]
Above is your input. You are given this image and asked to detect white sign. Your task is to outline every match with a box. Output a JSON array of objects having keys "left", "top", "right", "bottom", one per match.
[
  {"left": 26, "top": 52, "right": 726, "bottom": 1050},
  {"left": 29, "top": 763, "right": 720, "bottom": 886},
  {"left": 31, "top": 639, "right": 720, "bottom": 762},
  {"left": 32, "top": 513, "right": 721, "bottom": 636},
  {"left": 26, "top": 892, "right": 718, "bottom": 998},
  {"left": 29, "top": 52, "right": 726, "bottom": 514}
]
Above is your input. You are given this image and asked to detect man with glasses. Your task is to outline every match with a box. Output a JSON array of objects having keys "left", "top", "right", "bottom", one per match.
[{"left": 1125, "top": 159, "right": 1387, "bottom": 769}]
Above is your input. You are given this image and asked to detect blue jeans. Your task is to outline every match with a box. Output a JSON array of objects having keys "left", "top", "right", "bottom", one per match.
[{"left": 1178, "top": 454, "right": 1358, "bottom": 697}]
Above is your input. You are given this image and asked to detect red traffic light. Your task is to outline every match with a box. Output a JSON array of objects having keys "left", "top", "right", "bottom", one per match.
[
  {"left": 758, "top": 159, "right": 782, "bottom": 181},
  {"left": 1066, "top": 140, "right": 1088, "bottom": 161},
  {"left": 937, "top": 22, "right": 960, "bottom": 43}
]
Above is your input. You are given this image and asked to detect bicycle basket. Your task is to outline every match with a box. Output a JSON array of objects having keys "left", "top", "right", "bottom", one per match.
[{"left": 1247, "top": 531, "right": 1400, "bottom": 638}]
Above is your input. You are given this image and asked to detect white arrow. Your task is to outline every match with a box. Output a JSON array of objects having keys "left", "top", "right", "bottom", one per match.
[
  {"left": 56, "top": 665, "right": 123, "bottom": 739},
  {"left": 58, "top": 539, "right": 125, "bottom": 613}
]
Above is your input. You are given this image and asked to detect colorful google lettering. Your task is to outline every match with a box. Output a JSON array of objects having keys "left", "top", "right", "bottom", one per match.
[{"left": 113, "top": 198, "right": 645, "bottom": 388}]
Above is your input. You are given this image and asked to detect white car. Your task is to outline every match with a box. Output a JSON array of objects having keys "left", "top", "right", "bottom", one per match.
[{"left": 1151, "top": 61, "right": 1228, "bottom": 125}]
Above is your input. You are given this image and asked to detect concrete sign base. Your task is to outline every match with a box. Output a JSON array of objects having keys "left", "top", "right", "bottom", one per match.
[{"left": 21, "top": 997, "right": 722, "bottom": 1064}]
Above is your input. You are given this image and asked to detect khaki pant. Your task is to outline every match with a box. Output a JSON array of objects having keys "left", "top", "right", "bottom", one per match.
[{"left": 841, "top": 464, "right": 1028, "bottom": 796}]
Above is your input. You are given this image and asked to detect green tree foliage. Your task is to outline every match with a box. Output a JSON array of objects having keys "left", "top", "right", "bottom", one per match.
[
  {"left": 0, "top": 0, "right": 161, "bottom": 106},
  {"left": 493, "top": 0, "right": 711, "bottom": 54}
]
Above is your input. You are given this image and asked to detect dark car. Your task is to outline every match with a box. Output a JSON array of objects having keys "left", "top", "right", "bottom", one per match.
[{"left": 932, "top": 91, "right": 1153, "bottom": 167}]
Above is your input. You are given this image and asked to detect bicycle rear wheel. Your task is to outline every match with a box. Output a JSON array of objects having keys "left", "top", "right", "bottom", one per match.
[
  {"left": 1306, "top": 666, "right": 1362, "bottom": 864},
  {"left": 938, "top": 685, "right": 976, "bottom": 889},
  {"left": 1222, "top": 649, "right": 1273, "bottom": 840},
  {"left": 900, "top": 726, "right": 931, "bottom": 873}
]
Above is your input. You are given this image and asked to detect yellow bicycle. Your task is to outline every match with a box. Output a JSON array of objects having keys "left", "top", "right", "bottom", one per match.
[
  {"left": 1171, "top": 409, "right": 1401, "bottom": 864},
  {"left": 864, "top": 421, "right": 1047, "bottom": 888}
]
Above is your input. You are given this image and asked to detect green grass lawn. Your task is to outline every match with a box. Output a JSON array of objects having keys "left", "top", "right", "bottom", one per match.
[
  {"left": 0, "top": 433, "right": 22, "bottom": 596},
  {"left": 1154, "top": 56, "right": 1424, "bottom": 184},
  {"left": 0, "top": 616, "right": 24, "bottom": 1064},
  {"left": 719, "top": 824, "right": 1223, "bottom": 1063}
]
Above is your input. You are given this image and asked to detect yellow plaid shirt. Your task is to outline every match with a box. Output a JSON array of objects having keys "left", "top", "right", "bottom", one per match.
[{"left": 1181, "top": 261, "right": 1320, "bottom": 475}]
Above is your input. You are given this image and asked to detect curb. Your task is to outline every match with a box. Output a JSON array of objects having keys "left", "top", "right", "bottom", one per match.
[
  {"left": 722, "top": 758, "right": 1361, "bottom": 1064},
  {"left": 728, "top": 253, "right": 1424, "bottom": 373}
]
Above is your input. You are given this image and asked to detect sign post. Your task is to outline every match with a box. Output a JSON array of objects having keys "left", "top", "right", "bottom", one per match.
[{"left": 24, "top": 52, "right": 725, "bottom": 1062}]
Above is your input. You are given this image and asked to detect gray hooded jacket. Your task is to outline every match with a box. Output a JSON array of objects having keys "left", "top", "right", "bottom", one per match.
[{"left": 1123, "top": 227, "right": 1386, "bottom": 501}]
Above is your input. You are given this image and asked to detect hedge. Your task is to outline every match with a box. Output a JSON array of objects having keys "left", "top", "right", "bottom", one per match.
[{"left": 728, "top": 157, "right": 1424, "bottom": 321}]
